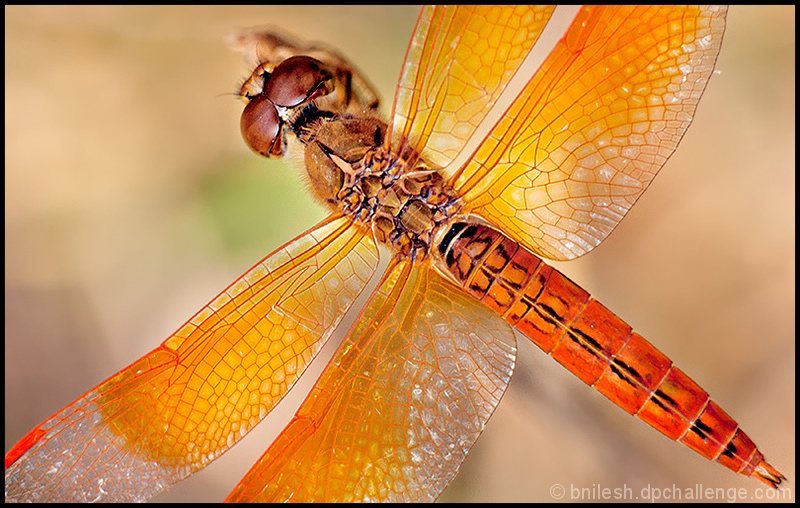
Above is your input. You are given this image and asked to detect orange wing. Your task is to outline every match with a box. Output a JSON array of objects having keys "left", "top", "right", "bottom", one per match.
[
  {"left": 226, "top": 259, "right": 516, "bottom": 502},
  {"left": 388, "top": 5, "right": 555, "bottom": 170},
  {"left": 451, "top": 5, "right": 728, "bottom": 260},
  {"left": 4, "top": 216, "right": 378, "bottom": 502}
]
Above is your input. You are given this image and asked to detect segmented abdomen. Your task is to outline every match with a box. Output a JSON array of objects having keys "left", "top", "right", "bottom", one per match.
[{"left": 436, "top": 221, "right": 779, "bottom": 484}]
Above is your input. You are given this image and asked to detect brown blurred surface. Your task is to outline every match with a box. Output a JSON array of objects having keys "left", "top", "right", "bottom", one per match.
[{"left": 5, "top": 5, "right": 794, "bottom": 502}]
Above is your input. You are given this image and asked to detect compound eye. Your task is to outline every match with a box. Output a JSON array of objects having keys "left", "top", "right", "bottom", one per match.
[
  {"left": 240, "top": 94, "right": 284, "bottom": 158},
  {"left": 264, "top": 56, "right": 333, "bottom": 108}
]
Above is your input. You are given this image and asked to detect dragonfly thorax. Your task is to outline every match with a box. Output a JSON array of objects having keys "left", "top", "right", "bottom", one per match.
[
  {"left": 330, "top": 143, "right": 461, "bottom": 262},
  {"left": 300, "top": 112, "right": 385, "bottom": 205}
]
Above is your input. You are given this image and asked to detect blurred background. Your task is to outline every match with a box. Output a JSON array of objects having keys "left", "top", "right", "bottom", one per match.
[{"left": 5, "top": 6, "right": 794, "bottom": 502}]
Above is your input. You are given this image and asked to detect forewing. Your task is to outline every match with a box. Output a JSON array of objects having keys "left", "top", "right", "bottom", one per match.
[
  {"left": 4, "top": 215, "right": 378, "bottom": 503},
  {"left": 452, "top": 5, "right": 728, "bottom": 260},
  {"left": 389, "top": 5, "right": 555, "bottom": 170},
  {"left": 226, "top": 260, "right": 516, "bottom": 502}
]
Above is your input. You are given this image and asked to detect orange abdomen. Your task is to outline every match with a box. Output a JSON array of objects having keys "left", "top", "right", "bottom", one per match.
[{"left": 437, "top": 221, "right": 783, "bottom": 487}]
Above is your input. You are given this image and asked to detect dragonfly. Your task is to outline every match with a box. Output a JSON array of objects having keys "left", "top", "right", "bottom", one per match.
[{"left": 3, "top": 4, "right": 792, "bottom": 504}]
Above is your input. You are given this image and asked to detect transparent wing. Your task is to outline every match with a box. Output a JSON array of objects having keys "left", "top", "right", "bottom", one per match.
[
  {"left": 4, "top": 215, "right": 378, "bottom": 502},
  {"left": 388, "top": 5, "right": 555, "bottom": 170},
  {"left": 452, "top": 5, "right": 728, "bottom": 260},
  {"left": 226, "top": 259, "right": 516, "bottom": 502}
]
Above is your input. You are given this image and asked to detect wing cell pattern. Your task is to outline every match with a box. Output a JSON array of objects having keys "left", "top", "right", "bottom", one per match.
[
  {"left": 4, "top": 217, "right": 378, "bottom": 502},
  {"left": 454, "top": 5, "right": 727, "bottom": 260},
  {"left": 390, "top": 5, "right": 555, "bottom": 170},
  {"left": 227, "top": 260, "right": 516, "bottom": 502}
]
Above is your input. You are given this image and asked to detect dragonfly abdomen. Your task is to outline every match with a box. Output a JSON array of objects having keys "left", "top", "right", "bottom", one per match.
[{"left": 436, "top": 221, "right": 784, "bottom": 487}]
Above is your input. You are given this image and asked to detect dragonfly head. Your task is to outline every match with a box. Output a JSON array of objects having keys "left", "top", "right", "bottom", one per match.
[{"left": 240, "top": 56, "right": 334, "bottom": 158}]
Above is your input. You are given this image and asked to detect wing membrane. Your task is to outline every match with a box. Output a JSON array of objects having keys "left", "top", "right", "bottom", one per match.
[
  {"left": 227, "top": 260, "right": 516, "bottom": 502},
  {"left": 389, "top": 5, "right": 555, "bottom": 170},
  {"left": 452, "top": 5, "right": 728, "bottom": 260},
  {"left": 4, "top": 215, "right": 378, "bottom": 503}
]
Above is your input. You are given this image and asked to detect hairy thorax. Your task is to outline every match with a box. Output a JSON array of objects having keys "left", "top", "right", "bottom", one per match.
[{"left": 303, "top": 115, "right": 461, "bottom": 262}]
